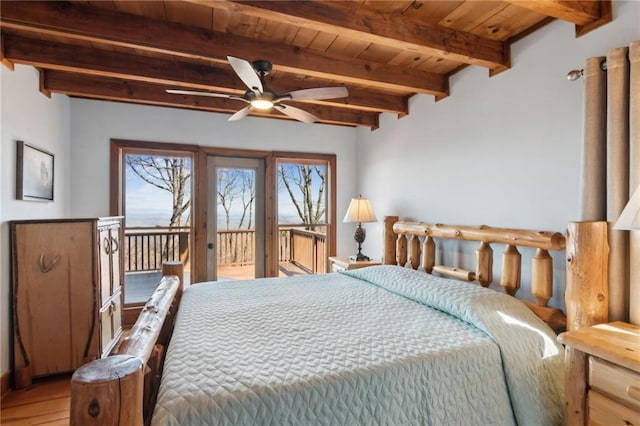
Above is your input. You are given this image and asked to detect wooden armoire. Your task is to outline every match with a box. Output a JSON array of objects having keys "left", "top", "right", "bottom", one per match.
[{"left": 10, "top": 217, "right": 124, "bottom": 388}]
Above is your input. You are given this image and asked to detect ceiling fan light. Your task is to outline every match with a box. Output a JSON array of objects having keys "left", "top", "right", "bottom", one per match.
[{"left": 251, "top": 99, "right": 274, "bottom": 110}]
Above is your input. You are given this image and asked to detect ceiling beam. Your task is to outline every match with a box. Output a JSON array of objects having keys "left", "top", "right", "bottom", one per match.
[
  {"left": 507, "top": 0, "right": 612, "bottom": 36},
  {"left": 40, "top": 70, "right": 380, "bottom": 129},
  {"left": 201, "top": 0, "right": 509, "bottom": 72},
  {"left": 0, "top": 1, "right": 447, "bottom": 96},
  {"left": 2, "top": 33, "right": 407, "bottom": 116}
]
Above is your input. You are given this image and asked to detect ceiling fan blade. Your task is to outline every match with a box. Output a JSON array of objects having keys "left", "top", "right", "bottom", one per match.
[
  {"left": 274, "top": 104, "right": 319, "bottom": 123},
  {"left": 279, "top": 86, "right": 349, "bottom": 101},
  {"left": 166, "top": 89, "right": 247, "bottom": 102},
  {"left": 228, "top": 106, "right": 253, "bottom": 121},
  {"left": 227, "top": 56, "right": 263, "bottom": 94}
]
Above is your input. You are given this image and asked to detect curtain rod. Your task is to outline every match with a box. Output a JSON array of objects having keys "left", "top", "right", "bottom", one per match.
[{"left": 567, "top": 59, "right": 608, "bottom": 81}]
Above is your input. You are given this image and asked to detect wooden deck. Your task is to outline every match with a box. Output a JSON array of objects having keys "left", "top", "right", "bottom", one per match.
[{"left": 125, "top": 261, "right": 309, "bottom": 304}]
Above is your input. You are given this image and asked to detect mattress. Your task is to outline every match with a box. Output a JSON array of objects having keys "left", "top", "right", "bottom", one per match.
[{"left": 152, "top": 265, "right": 564, "bottom": 426}]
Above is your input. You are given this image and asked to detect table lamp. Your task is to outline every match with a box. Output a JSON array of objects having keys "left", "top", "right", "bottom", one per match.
[{"left": 343, "top": 196, "right": 377, "bottom": 261}]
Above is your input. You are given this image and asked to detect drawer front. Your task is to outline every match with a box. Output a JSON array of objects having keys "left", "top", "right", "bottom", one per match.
[
  {"left": 590, "top": 357, "right": 640, "bottom": 410},
  {"left": 331, "top": 263, "right": 346, "bottom": 272},
  {"left": 589, "top": 390, "right": 640, "bottom": 426},
  {"left": 99, "top": 294, "right": 123, "bottom": 358}
]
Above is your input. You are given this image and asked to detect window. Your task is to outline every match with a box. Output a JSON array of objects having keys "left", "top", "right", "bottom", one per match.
[{"left": 110, "top": 140, "right": 196, "bottom": 307}]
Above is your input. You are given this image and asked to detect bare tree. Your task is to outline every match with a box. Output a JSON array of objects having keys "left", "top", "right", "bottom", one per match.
[
  {"left": 126, "top": 154, "right": 191, "bottom": 265},
  {"left": 217, "top": 169, "right": 255, "bottom": 230},
  {"left": 126, "top": 155, "right": 191, "bottom": 227},
  {"left": 278, "top": 164, "right": 326, "bottom": 226},
  {"left": 237, "top": 171, "right": 255, "bottom": 229}
]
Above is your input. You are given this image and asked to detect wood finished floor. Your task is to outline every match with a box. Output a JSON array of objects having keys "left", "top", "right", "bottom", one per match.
[{"left": 1, "top": 375, "right": 71, "bottom": 425}]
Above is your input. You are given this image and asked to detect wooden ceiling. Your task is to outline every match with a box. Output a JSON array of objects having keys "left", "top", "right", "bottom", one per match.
[{"left": 0, "top": 1, "right": 612, "bottom": 129}]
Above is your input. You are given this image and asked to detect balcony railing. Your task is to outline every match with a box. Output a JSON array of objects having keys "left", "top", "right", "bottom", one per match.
[
  {"left": 123, "top": 225, "right": 326, "bottom": 275},
  {"left": 124, "top": 227, "right": 189, "bottom": 273}
]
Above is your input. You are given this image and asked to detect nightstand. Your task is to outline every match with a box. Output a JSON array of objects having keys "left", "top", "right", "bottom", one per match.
[
  {"left": 557, "top": 322, "right": 640, "bottom": 425},
  {"left": 328, "top": 256, "right": 381, "bottom": 272}
]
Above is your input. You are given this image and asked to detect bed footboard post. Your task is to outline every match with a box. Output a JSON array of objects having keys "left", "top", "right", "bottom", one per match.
[
  {"left": 383, "top": 216, "right": 399, "bottom": 265},
  {"left": 70, "top": 354, "right": 144, "bottom": 426},
  {"left": 566, "top": 221, "right": 609, "bottom": 330}
]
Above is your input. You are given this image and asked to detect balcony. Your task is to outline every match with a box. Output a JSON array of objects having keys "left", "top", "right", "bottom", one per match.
[{"left": 123, "top": 226, "right": 326, "bottom": 304}]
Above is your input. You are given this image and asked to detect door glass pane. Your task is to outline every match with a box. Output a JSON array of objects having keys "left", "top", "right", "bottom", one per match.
[
  {"left": 215, "top": 167, "right": 257, "bottom": 280},
  {"left": 123, "top": 153, "right": 192, "bottom": 304},
  {"left": 277, "top": 161, "right": 328, "bottom": 275}
]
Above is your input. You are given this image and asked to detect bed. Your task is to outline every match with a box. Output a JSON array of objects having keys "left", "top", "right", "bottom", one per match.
[{"left": 69, "top": 217, "right": 608, "bottom": 426}]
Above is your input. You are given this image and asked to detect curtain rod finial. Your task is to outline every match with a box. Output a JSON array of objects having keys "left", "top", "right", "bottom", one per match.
[{"left": 567, "top": 69, "right": 583, "bottom": 81}]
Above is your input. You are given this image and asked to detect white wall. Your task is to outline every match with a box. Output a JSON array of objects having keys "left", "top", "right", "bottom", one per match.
[
  {"left": 356, "top": 1, "right": 640, "bottom": 309},
  {"left": 0, "top": 64, "right": 71, "bottom": 375}
]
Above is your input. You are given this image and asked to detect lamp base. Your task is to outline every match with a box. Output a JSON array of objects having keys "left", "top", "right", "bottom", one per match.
[{"left": 350, "top": 253, "right": 370, "bottom": 261}]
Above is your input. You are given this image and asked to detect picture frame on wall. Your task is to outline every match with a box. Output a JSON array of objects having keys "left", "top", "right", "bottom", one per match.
[{"left": 16, "top": 141, "right": 54, "bottom": 201}]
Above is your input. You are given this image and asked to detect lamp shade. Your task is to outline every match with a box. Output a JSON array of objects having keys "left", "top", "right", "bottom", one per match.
[
  {"left": 343, "top": 196, "right": 377, "bottom": 223},
  {"left": 614, "top": 185, "right": 640, "bottom": 230}
]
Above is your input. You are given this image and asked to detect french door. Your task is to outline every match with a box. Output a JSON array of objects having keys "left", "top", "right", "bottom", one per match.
[{"left": 206, "top": 156, "right": 265, "bottom": 281}]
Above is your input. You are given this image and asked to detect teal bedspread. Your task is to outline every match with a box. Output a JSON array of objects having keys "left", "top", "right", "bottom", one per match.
[{"left": 152, "top": 265, "right": 564, "bottom": 426}]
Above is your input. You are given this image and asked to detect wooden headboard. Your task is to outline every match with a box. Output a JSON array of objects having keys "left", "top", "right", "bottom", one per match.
[{"left": 381, "top": 216, "right": 602, "bottom": 333}]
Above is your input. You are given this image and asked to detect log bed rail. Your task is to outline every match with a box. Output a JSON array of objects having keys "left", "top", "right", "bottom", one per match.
[
  {"left": 70, "top": 261, "right": 183, "bottom": 426},
  {"left": 383, "top": 216, "right": 573, "bottom": 331}
]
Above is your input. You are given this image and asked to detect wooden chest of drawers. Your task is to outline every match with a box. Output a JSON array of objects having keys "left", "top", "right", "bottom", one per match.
[
  {"left": 558, "top": 322, "right": 640, "bottom": 426},
  {"left": 10, "top": 217, "right": 124, "bottom": 388}
]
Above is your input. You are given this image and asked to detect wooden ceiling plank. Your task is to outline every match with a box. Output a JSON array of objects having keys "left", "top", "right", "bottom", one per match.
[
  {"left": 505, "top": 0, "right": 604, "bottom": 26},
  {"left": 307, "top": 31, "right": 338, "bottom": 53},
  {"left": 401, "top": 1, "right": 464, "bottom": 24},
  {"left": 439, "top": 1, "right": 508, "bottom": 33},
  {"left": 356, "top": 43, "right": 402, "bottom": 64},
  {"left": 3, "top": 33, "right": 404, "bottom": 115},
  {"left": 41, "top": 69, "right": 378, "bottom": 128},
  {"left": 0, "top": 1, "right": 447, "bottom": 95},
  {"left": 211, "top": 7, "right": 232, "bottom": 32},
  {"left": 291, "top": 27, "right": 320, "bottom": 49},
  {"left": 163, "top": 1, "right": 213, "bottom": 31},
  {"left": 469, "top": 4, "right": 549, "bottom": 41},
  {"left": 201, "top": 0, "right": 508, "bottom": 69}
]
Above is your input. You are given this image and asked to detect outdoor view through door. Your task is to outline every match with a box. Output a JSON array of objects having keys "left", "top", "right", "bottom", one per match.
[
  {"left": 207, "top": 156, "right": 265, "bottom": 281},
  {"left": 112, "top": 140, "right": 335, "bottom": 305},
  {"left": 206, "top": 157, "right": 330, "bottom": 281},
  {"left": 123, "top": 152, "right": 192, "bottom": 304},
  {"left": 277, "top": 159, "right": 328, "bottom": 275}
]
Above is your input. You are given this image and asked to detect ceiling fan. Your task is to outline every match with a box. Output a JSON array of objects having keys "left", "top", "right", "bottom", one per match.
[{"left": 167, "top": 56, "right": 349, "bottom": 123}]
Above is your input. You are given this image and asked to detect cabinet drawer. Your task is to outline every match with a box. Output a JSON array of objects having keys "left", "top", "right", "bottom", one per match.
[
  {"left": 588, "top": 390, "right": 640, "bottom": 426},
  {"left": 590, "top": 357, "right": 640, "bottom": 410},
  {"left": 99, "top": 294, "right": 123, "bottom": 358},
  {"left": 331, "top": 263, "right": 346, "bottom": 272}
]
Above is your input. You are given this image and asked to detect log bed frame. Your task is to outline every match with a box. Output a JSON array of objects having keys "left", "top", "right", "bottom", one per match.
[{"left": 69, "top": 217, "right": 609, "bottom": 425}]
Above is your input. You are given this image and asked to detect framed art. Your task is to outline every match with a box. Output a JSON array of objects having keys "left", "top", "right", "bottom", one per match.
[{"left": 16, "top": 141, "right": 54, "bottom": 201}]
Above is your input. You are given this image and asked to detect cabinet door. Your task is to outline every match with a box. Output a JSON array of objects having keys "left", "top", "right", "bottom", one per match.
[
  {"left": 12, "top": 221, "right": 96, "bottom": 376},
  {"left": 109, "top": 226, "right": 122, "bottom": 295},
  {"left": 98, "top": 227, "right": 113, "bottom": 305}
]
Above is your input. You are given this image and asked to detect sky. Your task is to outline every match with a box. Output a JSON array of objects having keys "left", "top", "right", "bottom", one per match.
[{"left": 125, "top": 155, "right": 326, "bottom": 228}]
